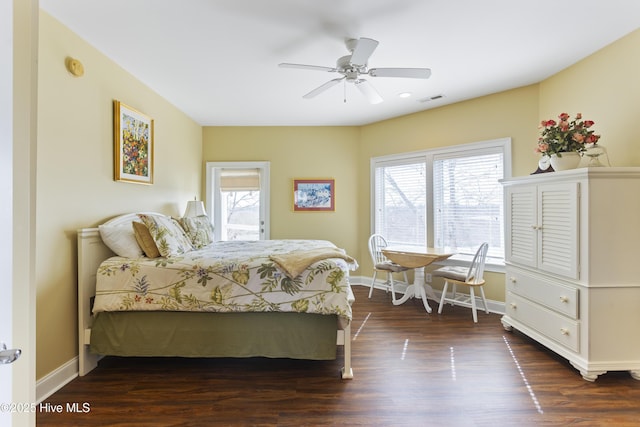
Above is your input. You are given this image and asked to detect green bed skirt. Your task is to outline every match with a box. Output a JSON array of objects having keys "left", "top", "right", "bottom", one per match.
[{"left": 90, "top": 311, "right": 339, "bottom": 360}]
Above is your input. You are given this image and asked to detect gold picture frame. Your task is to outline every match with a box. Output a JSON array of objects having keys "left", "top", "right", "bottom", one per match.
[{"left": 113, "top": 100, "right": 154, "bottom": 184}]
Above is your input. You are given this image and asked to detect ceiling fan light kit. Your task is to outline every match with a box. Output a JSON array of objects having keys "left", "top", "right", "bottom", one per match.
[{"left": 279, "top": 37, "right": 431, "bottom": 104}]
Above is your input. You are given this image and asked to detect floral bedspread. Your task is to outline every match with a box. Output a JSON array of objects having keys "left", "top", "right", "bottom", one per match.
[{"left": 93, "top": 240, "right": 357, "bottom": 321}]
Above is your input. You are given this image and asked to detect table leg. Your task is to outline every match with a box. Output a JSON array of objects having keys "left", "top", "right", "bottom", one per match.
[{"left": 392, "top": 266, "right": 435, "bottom": 313}]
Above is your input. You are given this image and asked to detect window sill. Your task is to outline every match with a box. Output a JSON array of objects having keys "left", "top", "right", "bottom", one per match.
[{"left": 432, "top": 255, "right": 505, "bottom": 274}]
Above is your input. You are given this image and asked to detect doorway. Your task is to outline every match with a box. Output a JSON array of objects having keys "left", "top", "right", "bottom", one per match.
[{"left": 206, "top": 162, "right": 270, "bottom": 241}]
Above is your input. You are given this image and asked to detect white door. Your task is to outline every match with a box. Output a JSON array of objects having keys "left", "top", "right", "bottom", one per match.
[
  {"left": 2, "top": 1, "right": 36, "bottom": 425},
  {"left": 206, "top": 162, "right": 270, "bottom": 241},
  {"left": 0, "top": 0, "right": 13, "bottom": 413}
]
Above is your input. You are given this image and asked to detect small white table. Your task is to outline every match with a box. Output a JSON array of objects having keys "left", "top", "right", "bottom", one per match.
[{"left": 382, "top": 246, "right": 454, "bottom": 313}]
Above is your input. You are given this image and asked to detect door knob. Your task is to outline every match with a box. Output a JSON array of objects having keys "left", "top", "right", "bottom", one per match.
[{"left": 0, "top": 343, "right": 21, "bottom": 365}]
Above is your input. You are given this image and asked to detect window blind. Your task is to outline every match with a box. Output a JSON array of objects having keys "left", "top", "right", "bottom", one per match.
[
  {"left": 220, "top": 169, "right": 260, "bottom": 191},
  {"left": 373, "top": 157, "right": 426, "bottom": 245},
  {"left": 433, "top": 149, "right": 504, "bottom": 258}
]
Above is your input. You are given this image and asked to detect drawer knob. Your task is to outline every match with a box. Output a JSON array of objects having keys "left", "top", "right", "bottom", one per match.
[
  {"left": 560, "top": 328, "right": 569, "bottom": 336},
  {"left": 510, "top": 277, "right": 517, "bottom": 283},
  {"left": 510, "top": 303, "right": 517, "bottom": 309},
  {"left": 559, "top": 296, "right": 569, "bottom": 303}
]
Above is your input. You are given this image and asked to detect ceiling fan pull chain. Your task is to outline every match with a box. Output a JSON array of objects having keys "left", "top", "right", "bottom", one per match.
[{"left": 343, "top": 80, "right": 347, "bottom": 103}]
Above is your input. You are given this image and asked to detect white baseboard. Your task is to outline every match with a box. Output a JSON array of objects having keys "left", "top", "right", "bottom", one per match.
[
  {"left": 350, "top": 275, "right": 505, "bottom": 315},
  {"left": 36, "top": 356, "right": 78, "bottom": 403}
]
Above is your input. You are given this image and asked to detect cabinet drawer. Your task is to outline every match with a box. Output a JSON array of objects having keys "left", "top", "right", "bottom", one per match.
[
  {"left": 506, "top": 292, "right": 580, "bottom": 353},
  {"left": 506, "top": 267, "right": 578, "bottom": 319}
]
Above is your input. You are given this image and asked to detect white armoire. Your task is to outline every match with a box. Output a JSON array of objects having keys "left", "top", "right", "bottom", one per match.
[{"left": 501, "top": 167, "right": 640, "bottom": 381}]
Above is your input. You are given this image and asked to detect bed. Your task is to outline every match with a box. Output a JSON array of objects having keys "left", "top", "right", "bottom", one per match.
[{"left": 77, "top": 212, "right": 356, "bottom": 379}]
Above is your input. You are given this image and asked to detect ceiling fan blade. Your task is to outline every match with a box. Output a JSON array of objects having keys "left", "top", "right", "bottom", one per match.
[
  {"left": 354, "top": 79, "right": 383, "bottom": 104},
  {"left": 279, "top": 63, "right": 336, "bottom": 72},
  {"left": 349, "top": 37, "right": 379, "bottom": 66},
  {"left": 303, "top": 77, "right": 345, "bottom": 99},
  {"left": 369, "top": 67, "right": 432, "bottom": 79}
]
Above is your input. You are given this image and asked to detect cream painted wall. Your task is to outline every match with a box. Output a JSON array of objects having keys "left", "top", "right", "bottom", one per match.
[
  {"left": 202, "top": 126, "right": 360, "bottom": 258},
  {"left": 540, "top": 29, "right": 640, "bottom": 166},
  {"left": 36, "top": 12, "right": 202, "bottom": 379}
]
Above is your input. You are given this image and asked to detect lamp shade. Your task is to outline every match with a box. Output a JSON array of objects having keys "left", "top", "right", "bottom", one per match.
[{"left": 183, "top": 200, "right": 207, "bottom": 218}]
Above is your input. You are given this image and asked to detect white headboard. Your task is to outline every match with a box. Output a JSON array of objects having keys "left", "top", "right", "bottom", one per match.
[{"left": 76, "top": 212, "right": 164, "bottom": 375}]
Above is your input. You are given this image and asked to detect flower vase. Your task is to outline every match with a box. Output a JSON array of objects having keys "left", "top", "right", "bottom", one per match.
[
  {"left": 550, "top": 152, "right": 581, "bottom": 171},
  {"left": 582, "top": 144, "right": 610, "bottom": 167}
]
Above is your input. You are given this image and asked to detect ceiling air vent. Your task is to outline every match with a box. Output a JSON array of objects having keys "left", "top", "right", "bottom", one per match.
[{"left": 419, "top": 94, "right": 445, "bottom": 103}]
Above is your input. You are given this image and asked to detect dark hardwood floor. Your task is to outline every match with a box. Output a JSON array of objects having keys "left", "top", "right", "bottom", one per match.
[{"left": 38, "top": 285, "right": 640, "bottom": 426}]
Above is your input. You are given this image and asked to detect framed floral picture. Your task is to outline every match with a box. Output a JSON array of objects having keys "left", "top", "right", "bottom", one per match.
[
  {"left": 113, "top": 100, "right": 154, "bottom": 184},
  {"left": 293, "top": 179, "right": 335, "bottom": 212}
]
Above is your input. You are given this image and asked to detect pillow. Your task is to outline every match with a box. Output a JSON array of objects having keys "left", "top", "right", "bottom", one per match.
[
  {"left": 98, "top": 223, "right": 144, "bottom": 258},
  {"left": 138, "top": 213, "right": 193, "bottom": 257},
  {"left": 178, "top": 215, "right": 214, "bottom": 249},
  {"left": 132, "top": 221, "right": 161, "bottom": 258}
]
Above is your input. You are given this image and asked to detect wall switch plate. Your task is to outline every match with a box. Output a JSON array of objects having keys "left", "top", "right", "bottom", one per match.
[{"left": 425, "top": 273, "right": 432, "bottom": 283}]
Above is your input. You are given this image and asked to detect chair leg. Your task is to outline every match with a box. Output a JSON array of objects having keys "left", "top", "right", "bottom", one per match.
[
  {"left": 479, "top": 286, "right": 489, "bottom": 314},
  {"left": 450, "top": 284, "right": 457, "bottom": 306},
  {"left": 368, "top": 271, "right": 378, "bottom": 298},
  {"left": 438, "top": 281, "right": 449, "bottom": 314},
  {"left": 389, "top": 272, "right": 397, "bottom": 302},
  {"left": 402, "top": 271, "right": 409, "bottom": 285},
  {"left": 470, "top": 287, "right": 478, "bottom": 323}
]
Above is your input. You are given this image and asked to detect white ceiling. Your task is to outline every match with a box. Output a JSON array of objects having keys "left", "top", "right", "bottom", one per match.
[{"left": 40, "top": 0, "right": 640, "bottom": 126}]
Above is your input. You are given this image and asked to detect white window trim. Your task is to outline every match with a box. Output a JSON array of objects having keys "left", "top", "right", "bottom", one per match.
[{"left": 371, "top": 137, "right": 511, "bottom": 273}]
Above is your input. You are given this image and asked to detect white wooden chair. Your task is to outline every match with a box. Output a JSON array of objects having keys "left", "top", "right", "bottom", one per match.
[
  {"left": 368, "top": 234, "right": 410, "bottom": 300},
  {"left": 435, "top": 243, "right": 489, "bottom": 322}
]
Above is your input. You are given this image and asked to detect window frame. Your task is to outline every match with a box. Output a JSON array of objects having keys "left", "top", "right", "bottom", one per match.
[{"left": 371, "top": 137, "right": 511, "bottom": 273}]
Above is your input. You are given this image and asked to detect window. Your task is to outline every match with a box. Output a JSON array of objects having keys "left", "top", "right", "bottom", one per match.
[
  {"left": 372, "top": 156, "right": 427, "bottom": 245},
  {"left": 372, "top": 138, "right": 510, "bottom": 266}
]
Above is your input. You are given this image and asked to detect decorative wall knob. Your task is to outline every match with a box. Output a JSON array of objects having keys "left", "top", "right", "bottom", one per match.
[{"left": 65, "top": 57, "right": 85, "bottom": 77}]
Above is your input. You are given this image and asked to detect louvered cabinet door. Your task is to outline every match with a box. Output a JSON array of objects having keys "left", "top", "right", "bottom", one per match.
[
  {"left": 537, "top": 183, "right": 579, "bottom": 279},
  {"left": 504, "top": 185, "right": 537, "bottom": 268}
]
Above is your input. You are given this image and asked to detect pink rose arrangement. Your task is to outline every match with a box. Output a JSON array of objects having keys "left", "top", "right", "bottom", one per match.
[{"left": 535, "top": 112, "right": 601, "bottom": 156}]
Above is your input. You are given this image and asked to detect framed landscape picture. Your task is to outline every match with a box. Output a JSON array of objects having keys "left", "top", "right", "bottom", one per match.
[
  {"left": 113, "top": 100, "right": 154, "bottom": 184},
  {"left": 293, "top": 179, "right": 335, "bottom": 212}
]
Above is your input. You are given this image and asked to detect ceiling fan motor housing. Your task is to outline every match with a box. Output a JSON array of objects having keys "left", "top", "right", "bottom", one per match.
[{"left": 337, "top": 55, "right": 364, "bottom": 81}]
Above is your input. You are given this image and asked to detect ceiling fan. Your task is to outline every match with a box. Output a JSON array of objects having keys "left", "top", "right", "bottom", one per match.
[{"left": 279, "top": 37, "right": 431, "bottom": 104}]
